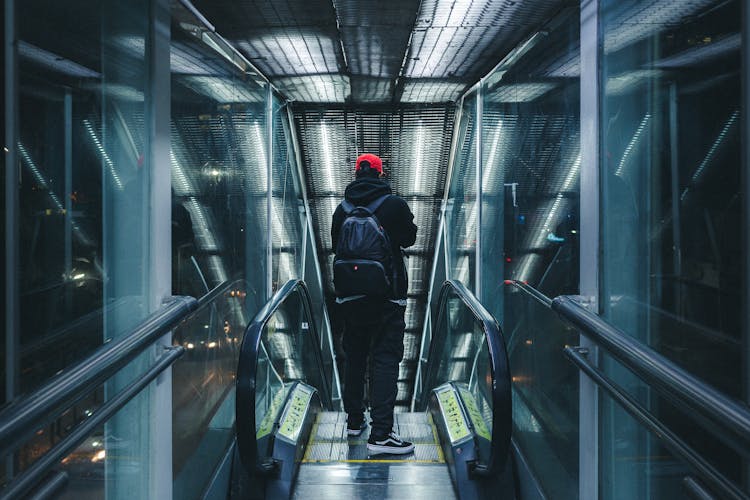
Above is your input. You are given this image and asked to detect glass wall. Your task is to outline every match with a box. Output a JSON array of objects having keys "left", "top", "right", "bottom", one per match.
[
  {"left": 483, "top": 6, "right": 581, "bottom": 498},
  {"left": 599, "top": 0, "right": 746, "bottom": 497},
  {"left": 168, "top": 16, "right": 272, "bottom": 497},
  {"left": 3, "top": 0, "right": 317, "bottom": 497},
  {"left": 433, "top": 9, "right": 582, "bottom": 497},
  {"left": 7, "top": 1, "right": 158, "bottom": 491}
]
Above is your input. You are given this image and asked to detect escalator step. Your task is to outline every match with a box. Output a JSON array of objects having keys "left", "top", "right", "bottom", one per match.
[
  {"left": 293, "top": 463, "right": 457, "bottom": 500},
  {"left": 302, "top": 412, "right": 445, "bottom": 464}
]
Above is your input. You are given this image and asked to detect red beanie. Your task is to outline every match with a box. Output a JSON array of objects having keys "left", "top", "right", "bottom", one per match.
[{"left": 355, "top": 153, "right": 383, "bottom": 174}]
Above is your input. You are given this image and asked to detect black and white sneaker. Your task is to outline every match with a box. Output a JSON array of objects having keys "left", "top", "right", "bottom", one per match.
[
  {"left": 367, "top": 432, "right": 415, "bottom": 455},
  {"left": 347, "top": 421, "right": 367, "bottom": 437}
]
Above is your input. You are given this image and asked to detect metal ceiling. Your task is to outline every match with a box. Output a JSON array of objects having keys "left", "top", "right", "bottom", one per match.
[{"left": 189, "top": 0, "right": 571, "bottom": 104}]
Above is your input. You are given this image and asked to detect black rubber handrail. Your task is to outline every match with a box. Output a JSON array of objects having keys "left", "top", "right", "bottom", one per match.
[
  {"left": 425, "top": 279, "right": 512, "bottom": 476},
  {"left": 553, "top": 295, "right": 750, "bottom": 456},
  {"left": 235, "top": 279, "right": 332, "bottom": 476},
  {"left": 1, "top": 347, "right": 185, "bottom": 500},
  {"left": 0, "top": 296, "right": 198, "bottom": 460},
  {"left": 505, "top": 281, "right": 750, "bottom": 456}
]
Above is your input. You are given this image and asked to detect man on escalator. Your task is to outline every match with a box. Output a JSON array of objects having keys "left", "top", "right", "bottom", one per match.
[{"left": 331, "top": 153, "right": 418, "bottom": 455}]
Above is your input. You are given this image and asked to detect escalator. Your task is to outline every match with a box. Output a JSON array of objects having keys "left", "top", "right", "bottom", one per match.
[{"left": 232, "top": 279, "right": 514, "bottom": 499}]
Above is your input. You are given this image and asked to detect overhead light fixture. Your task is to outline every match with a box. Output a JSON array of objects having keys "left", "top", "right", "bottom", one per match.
[
  {"left": 655, "top": 34, "right": 741, "bottom": 68},
  {"left": 616, "top": 115, "right": 651, "bottom": 177},
  {"left": 18, "top": 41, "right": 100, "bottom": 78},
  {"left": 606, "top": 70, "right": 663, "bottom": 96},
  {"left": 413, "top": 124, "right": 425, "bottom": 193},
  {"left": 83, "top": 120, "right": 124, "bottom": 190},
  {"left": 487, "top": 83, "right": 556, "bottom": 103},
  {"left": 253, "top": 123, "right": 268, "bottom": 185},
  {"left": 682, "top": 109, "right": 739, "bottom": 200},
  {"left": 321, "top": 122, "right": 335, "bottom": 192},
  {"left": 482, "top": 120, "right": 504, "bottom": 189},
  {"left": 170, "top": 149, "right": 197, "bottom": 196}
]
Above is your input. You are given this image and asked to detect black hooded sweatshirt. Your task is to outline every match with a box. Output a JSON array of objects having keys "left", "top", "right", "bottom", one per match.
[{"left": 331, "top": 177, "right": 418, "bottom": 299}]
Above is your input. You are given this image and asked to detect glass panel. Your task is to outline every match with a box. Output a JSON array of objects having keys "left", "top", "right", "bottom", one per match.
[
  {"left": 170, "top": 27, "right": 268, "bottom": 309},
  {"left": 254, "top": 287, "right": 328, "bottom": 462},
  {"left": 38, "top": 377, "right": 156, "bottom": 500},
  {"left": 423, "top": 286, "right": 493, "bottom": 467},
  {"left": 481, "top": 5, "right": 581, "bottom": 305},
  {"left": 599, "top": 0, "right": 745, "bottom": 495},
  {"left": 172, "top": 282, "right": 248, "bottom": 498},
  {"left": 503, "top": 285, "right": 579, "bottom": 498},
  {"left": 445, "top": 92, "right": 478, "bottom": 291},
  {"left": 11, "top": 0, "right": 153, "bottom": 492},
  {"left": 271, "top": 99, "right": 305, "bottom": 291}
]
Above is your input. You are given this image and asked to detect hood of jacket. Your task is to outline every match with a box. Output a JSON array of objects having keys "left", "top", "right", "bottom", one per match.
[{"left": 344, "top": 178, "right": 392, "bottom": 206}]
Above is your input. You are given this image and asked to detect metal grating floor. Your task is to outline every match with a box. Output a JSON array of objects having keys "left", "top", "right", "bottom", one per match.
[{"left": 302, "top": 411, "right": 445, "bottom": 464}]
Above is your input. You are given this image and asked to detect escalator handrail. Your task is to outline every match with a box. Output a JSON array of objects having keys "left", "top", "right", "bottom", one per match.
[
  {"left": 235, "top": 279, "right": 332, "bottom": 476},
  {"left": 0, "top": 295, "right": 198, "bottom": 460},
  {"left": 505, "top": 280, "right": 750, "bottom": 454},
  {"left": 428, "top": 279, "right": 512, "bottom": 476}
]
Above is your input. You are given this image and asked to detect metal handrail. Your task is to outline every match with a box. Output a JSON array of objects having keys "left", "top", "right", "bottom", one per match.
[
  {"left": 552, "top": 295, "right": 750, "bottom": 456},
  {"left": 0, "top": 296, "right": 198, "bottom": 460},
  {"left": 235, "top": 279, "right": 333, "bottom": 476},
  {"left": 565, "top": 347, "right": 747, "bottom": 500},
  {"left": 196, "top": 278, "right": 244, "bottom": 308},
  {"left": 504, "top": 279, "right": 553, "bottom": 308},
  {"left": 1, "top": 347, "right": 185, "bottom": 500},
  {"left": 423, "top": 279, "right": 512, "bottom": 476}
]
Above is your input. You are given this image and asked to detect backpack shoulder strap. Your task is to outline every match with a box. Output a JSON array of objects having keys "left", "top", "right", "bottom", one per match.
[
  {"left": 340, "top": 199, "right": 355, "bottom": 214},
  {"left": 365, "top": 194, "right": 391, "bottom": 214}
]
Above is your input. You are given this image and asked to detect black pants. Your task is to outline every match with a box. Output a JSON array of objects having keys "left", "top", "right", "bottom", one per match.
[{"left": 341, "top": 299, "right": 406, "bottom": 439}]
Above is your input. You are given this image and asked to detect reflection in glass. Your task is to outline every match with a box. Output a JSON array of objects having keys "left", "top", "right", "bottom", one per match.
[
  {"left": 600, "top": 0, "right": 744, "bottom": 496},
  {"left": 253, "top": 286, "right": 329, "bottom": 464},
  {"left": 445, "top": 93, "right": 478, "bottom": 292},
  {"left": 423, "top": 287, "right": 494, "bottom": 468}
]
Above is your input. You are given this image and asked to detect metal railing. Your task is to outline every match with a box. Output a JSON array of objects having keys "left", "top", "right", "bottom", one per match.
[
  {"left": 0, "top": 296, "right": 197, "bottom": 460},
  {"left": 0, "top": 292, "right": 204, "bottom": 499},
  {"left": 505, "top": 280, "right": 750, "bottom": 500}
]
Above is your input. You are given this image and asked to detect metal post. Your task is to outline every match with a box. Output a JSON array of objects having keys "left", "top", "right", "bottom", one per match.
[
  {"left": 4, "top": 0, "right": 18, "bottom": 482},
  {"left": 669, "top": 83, "right": 681, "bottom": 316},
  {"left": 266, "top": 85, "right": 273, "bottom": 299},
  {"left": 579, "top": 1, "right": 600, "bottom": 498},
  {"left": 742, "top": 0, "right": 750, "bottom": 491},
  {"left": 475, "top": 83, "right": 483, "bottom": 299},
  {"left": 64, "top": 90, "right": 73, "bottom": 316},
  {"left": 147, "top": 0, "right": 172, "bottom": 497}
]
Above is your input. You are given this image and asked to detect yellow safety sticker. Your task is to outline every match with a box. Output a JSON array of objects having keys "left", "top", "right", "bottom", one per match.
[
  {"left": 459, "top": 387, "right": 492, "bottom": 442},
  {"left": 256, "top": 386, "right": 289, "bottom": 439},
  {"left": 277, "top": 385, "right": 313, "bottom": 442},
  {"left": 437, "top": 388, "right": 470, "bottom": 443}
]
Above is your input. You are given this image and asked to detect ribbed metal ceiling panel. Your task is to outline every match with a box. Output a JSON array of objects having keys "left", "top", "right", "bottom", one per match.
[
  {"left": 399, "top": 0, "right": 570, "bottom": 101},
  {"left": 335, "top": 0, "right": 420, "bottom": 102},
  {"left": 294, "top": 105, "right": 454, "bottom": 407},
  {"left": 190, "top": 0, "right": 571, "bottom": 104},
  {"left": 191, "top": 0, "right": 347, "bottom": 102}
]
